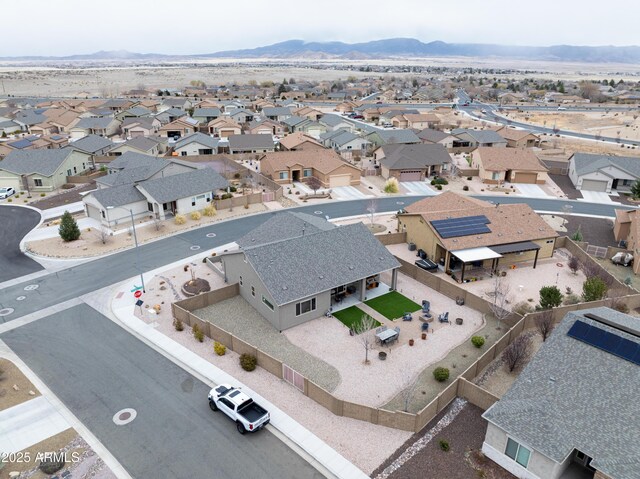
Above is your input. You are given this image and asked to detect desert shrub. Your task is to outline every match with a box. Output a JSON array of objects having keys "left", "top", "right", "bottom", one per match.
[
  {"left": 39, "top": 458, "right": 65, "bottom": 474},
  {"left": 568, "top": 255, "right": 580, "bottom": 274},
  {"left": 173, "top": 318, "right": 184, "bottom": 331},
  {"left": 430, "top": 177, "right": 448, "bottom": 185},
  {"left": 609, "top": 297, "right": 630, "bottom": 313},
  {"left": 435, "top": 184, "right": 443, "bottom": 190},
  {"left": 467, "top": 176, "right": 472, "bottom": 180},
  {"left": 61, "top": 183, "right": 75, "bottom": 190},
  {"left": 563, "top": 293, "right": 581, "bottom": 305},
  {"left": 383, "top": 177, "right": 399, "bottom": 193},
  {"left": 582, "top": 277, "right": 608, "bottom": 302},
  {"left": 462, "top": 185, "right": 469, "bottom": 191},
  {"left": 513, "top": 301, "right": 534, "bottom": 315},
  {"left": 221, "top": 193, "right": 233, "bottom": 200},
  {"left": 228, "top": 186, "right": 237, "bottom": 192},
  {"left": 539, "top": 285, "right": 563, "bottom": 309},
  {"left": 175, "top": 214, "right": 186, "bottom": 225},
  {"left": 40, "top": 192, "right": 46, "bottom": 197},
  {"left": 438, "top": 439, "right": 450, "bottom": 452},
  {"left": 471, "top": 336, "right": 485, "bottom": 348},
  {"left": 203, "top": 205, "right": 217, "bottom": 216},
  {"left": 213, "top": 341, "right": 226, "bottom": 356},
  {"left": 240, "top": 353, "right": 257, "bottom": 371},
  {"left": 192, "top": 323, "right": 204, "bottom": 342},
  {"left": 190, "top": 210, "right": 202, "bottom": 220},
  {"left": 6, "top": 198, "right": 11, "bottom": 202},
  {"left": 433, "top": 367, "right": 450, "bottom": 382}
]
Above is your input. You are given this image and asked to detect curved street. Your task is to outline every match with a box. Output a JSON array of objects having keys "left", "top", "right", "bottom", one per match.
[{"left": 0, "top": 205, "right": 43, "bottom": 282}]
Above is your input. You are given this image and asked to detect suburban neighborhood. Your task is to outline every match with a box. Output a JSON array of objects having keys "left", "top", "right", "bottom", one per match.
[{"left": 1, "top": 5, "right": 640, "bottom": 479}]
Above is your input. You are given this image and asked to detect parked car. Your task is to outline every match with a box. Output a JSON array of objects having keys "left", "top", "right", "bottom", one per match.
[
  {"left": 0, "top": 187, "right": 15, "bottom": 199},
  {"left": 208, "top": 384, "right": 270, "bottom": 434},
  {"left": 557, "top": 106, "right": 567, "bottom": 111},
  {"left": 352, "top": 115, "right": 364, "bottom": 120}
]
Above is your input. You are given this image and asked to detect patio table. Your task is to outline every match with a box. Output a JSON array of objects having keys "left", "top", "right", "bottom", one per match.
[{"left": 376, "top": 329, "right": 399, "bottom": 345}]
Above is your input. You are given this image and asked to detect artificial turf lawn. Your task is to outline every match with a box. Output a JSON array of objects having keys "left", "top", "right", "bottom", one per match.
[
  {"left": 364, "top": 291, "right": 421, "bottom": 320},
  {"left": 332, "top": 306, "right": 381, "bottom": 329}
]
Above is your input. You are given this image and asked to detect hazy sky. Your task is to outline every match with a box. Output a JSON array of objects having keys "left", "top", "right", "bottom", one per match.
[{"left": 6, "top": 0, "right": 639, "bottom": 56}]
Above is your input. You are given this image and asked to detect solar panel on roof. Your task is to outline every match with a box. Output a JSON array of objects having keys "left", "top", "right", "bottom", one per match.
[
  {"left": 567, "top": 319, "right": 640, "bottom": 366},
  {"left": 430, "top": 215, "right": 492, "bottom": 239}
]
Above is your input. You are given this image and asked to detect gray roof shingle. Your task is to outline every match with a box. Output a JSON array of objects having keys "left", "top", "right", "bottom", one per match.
[
  {"left": 89, "top": 183, "right": 146, "bottom": 208},
  {"left": 451, "top": 128, "right": 507, "bottom": 145},
  {"left": 0, "top": 149, "right": 77, "bottom": 176},
  {"left": 367, "top": 129, "right": 421, "bottom": 144},
  {"left": 237, "top": 212, "right": 336, "bottom": 249},
  {"left": 380, "top": 143, "right": 451, "bottom": 170},
  {"left": 69, "top": 134, "right": 114, "bottom": 153},
  {"left": 571, "top": 152, "right": 640, "bottom": 178},
  {"left": 137, "top": 167, "right": 228, "bottom": 204},
  {"left": 227, "top": 134, "right": 274, "bottom": 150},
  {"left": 174, "top": 132, "right": 219, "bottom": 150},
  {"left": 74, "top": 117, "right": 117, "bottom": 130}
]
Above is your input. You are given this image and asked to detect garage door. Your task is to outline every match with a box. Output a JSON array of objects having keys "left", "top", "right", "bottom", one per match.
[
  {"left": 329, "top": 174, "right": 351, "bottom": 187},
  {"left": 513, "top": 172, "right": 538, "bottom": 184},
  {"left": 86, "top": 205, "right": 102, "bottom": 221},
  {"left": 581, "top": 179, "right": 608, "bottom": 192},
  {"left": 0, "top": 176, "right": 21, "bottom": 191},
  {"left": 220, "top": 130, "right": 233, "bottom": 138},
  {"left": 400, "top": 170, "right": 422, "bottom": 182}
]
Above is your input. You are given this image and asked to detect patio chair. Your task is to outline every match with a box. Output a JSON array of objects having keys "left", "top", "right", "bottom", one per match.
[
  {"left": 421, "top": 300, "right": 430, "bottom": 314},
  {"left": 402, "top": 312, "right": 413, "bottom": 321},
  {"left": 438, "top": 312, "right": 449, "bottom": 323},
  {"left": 421, "top": 322, "right": 429, "bottom": 332}
]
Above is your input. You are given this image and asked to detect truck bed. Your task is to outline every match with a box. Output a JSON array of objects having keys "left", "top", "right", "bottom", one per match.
[{"left": 238, "top": 401, "right": 268, "bottom": 423}]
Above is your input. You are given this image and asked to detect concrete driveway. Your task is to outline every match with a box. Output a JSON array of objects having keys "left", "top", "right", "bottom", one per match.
[
  {"left": 0, "top": 205, "right": 43, "bottom": 282},
  {"left": 401, "top": 182, "right": 436, "bottom": 196},
  {"left": 578, "top": 190, "right": 617, "bottom": 204},
  {"left": 331, "top": 186, "right": 372, "bottom": 200},
  {"left": 515, "top": 184, "right": 552, "bottom": 198}
]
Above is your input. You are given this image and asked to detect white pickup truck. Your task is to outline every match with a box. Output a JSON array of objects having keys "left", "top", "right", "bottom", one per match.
[{"left": 208, "top": 384, "right": 270, "bottom": 434}]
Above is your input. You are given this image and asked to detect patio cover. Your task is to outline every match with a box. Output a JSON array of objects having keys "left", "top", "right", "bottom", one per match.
[
  {"left": 490, "top": 240, "right": 541, "bottom": 255},
  {"left": 451, "top": 246, "right": 502, "bottom": 263}
]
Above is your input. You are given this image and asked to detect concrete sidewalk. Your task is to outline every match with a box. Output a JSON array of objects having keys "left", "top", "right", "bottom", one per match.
[{"left": 101, "top": 246, "right": 369, "bottom": 479}]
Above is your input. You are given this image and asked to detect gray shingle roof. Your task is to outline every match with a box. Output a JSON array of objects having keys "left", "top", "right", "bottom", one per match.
[
  {"left": 74, "top": 117, "right": 116, "bottom": 130},
  {"left": 242, "top": 221, "right": 400, "bottom": 305},
  {"left": 380, "top": 143, "right": 451, "bottom": 170},
  {"left": 451, "top": 129, "right": 507, "bottom": 145},
  {"left": 174, "top": 132, "right": 219, "bottom": 150},
  {"left": 571, "top": 152, "right": 640, "bottom": 178},
  {"left": 319, "top": 114, "right": 350, "bottom": 127},
  {"left": 192, "top": 108, "right": 222, "bottom": 118},
  {"left": 14, "top": 111, "right": 47, "bottom": 126},
  {"left": 282, "top": 116, "right": 308, "bottom": 127},
  {"left": 367, "top": 129, "right": 421, "bottom": 144},
  {"left": 137, "top": 167, "right": 228, "bottom": 204},
  {"left": 227, "top": 134, "right": 274, "bottom": 150},
  {"left": 107, "top": 152, "right": 161, "bottom": 170},
  {"left": 330, "top": 130, "right": 362, "bottom": 147},
  {"left": 89, "top": 183, "right": 146, "bottom": 208},
  {"left": 69, "top": 134, "right": 114, "bottom": 153},
  {"left": 119, "top": 136, "right": 159, "bottom": 153},
  {"left": 417, "top": 128, "right": 450, "bottom": 143},
  {"left": 237, "top": 212, "right": 336, "bottom": 249},
  {"left": 0, "top": 149, "right": 76, "bottom": 176},
  {"left": 483, "top": 307, "right": 640, "bottom": 479},
  {"left": 262, "top": 107, "right": 293, "bottom": 117},
  {"left": 123, "top": 106, "right": 151, "bottom": 117},
  {"left": 99, "top": 164, "right": 169, "bottom": 187}
]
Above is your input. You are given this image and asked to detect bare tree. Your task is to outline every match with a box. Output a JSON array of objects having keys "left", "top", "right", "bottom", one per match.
[
  {"left": 152, "top": 216, "right": 164, "bottom": 232},
  {"left": 306, "top": 176, "right": 322, "bottom": 195},
  {"left": 488, "top": 272, "right": 512, "bottom": 329},
  {"left": 534, "top": 310, "right": 554, "bottom": 342},
  {"left": 503, "top": 335, "right": 531, "bottom": 372},
  {"left": 95, "top": 226, "right": 111, "bottom": 245},
  {"left": 366, "top": 198, "right": 378, "bottom": 226},
  {"left": 568, "top": 255, "right": 579, "bottom": 275},
  {"left": 353, "top": 315, "right": 377, "bottom": 364},
  {"left": 398, "top": 367, "right": 419, "bottom": 412}
]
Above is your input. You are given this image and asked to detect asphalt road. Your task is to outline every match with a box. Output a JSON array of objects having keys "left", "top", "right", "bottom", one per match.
[
  {"left": 1, "top": 304, "right": 324, "bottom": 479},
  {"left": 0, "top": 196, "right": 633, "bottom": 322},
  {"left": 0, "top": 205, "right": 43, "bottom": 282}
]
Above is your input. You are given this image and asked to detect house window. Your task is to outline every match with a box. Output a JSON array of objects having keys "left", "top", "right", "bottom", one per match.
[
  {"left": 295, "top": 298, "right": 316, "bottom": 316},
  {"left": 181, "top": 151, "right": 187, "bottom": 156},
  {"left": 73, "top": 166, "right": 77, "bottom": 174},
  {"left": 34, "top": 179, "right": 43, "bottom": 187},
  {"left": 303, "top": 169, "right": 312, "bottom": 177},
  {"left": 191, "top": 197, "right": 196, "bottom": 206},
  {"left": 251, "top": 286, "right": 255, "bottom": 297},
  {"left": 262, "top": 295, "right": 274, "bottom": 311},
  {"left": 101, "top": 210, "right": 105, "bottom": 218},
  {"left": 546, "top": 239, "right": 554, "bottom": 244},
  {"left": 492, "top": 172, "right": 501, "bottom": 180},
  {"left": 147, "top": 202, "right": 153, "bottom": 212},
  {"left": 279, "top": 171, "right": 289, "bottom": 180},
  {"left": 67, "top": 169, "right": 72, "bottom": 176},
  {"left": 239, "top": 276, "right": 243, "bottom": 286},
  {"left": 622, "top": 179, "right": 632, "bottom": 186},
  {"left": 505, "top": 438, "right": 531, "bottom": 468}
]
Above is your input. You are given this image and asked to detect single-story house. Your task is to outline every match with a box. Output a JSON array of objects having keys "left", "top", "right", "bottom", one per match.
[
  {"left": 365, "top": 129, "right": 421, "bottom": 148},
  {"left": 398, "top": 192, "right": 557, "bottom": 281},
  {"left": 483, "top": 307, "right": 640, "bottom": 479},
  {"left": 262, "top": 107, "right": 293, "bottom": 122},
  {"left": 114, "top": 106, "right": 152, "bottom": 121},
  {"left": 293, "top": 106, "right": 322, "bottom": 121},
  {"left": 374, "top": 143, "right": 451, "bottom": 181},
  {"left": 320, "top": 129, "right": 371, "bottom": 159},
  {"left": 155, "top": 107, "right": 188, "bottom": 125},
  {"left": 568, "top": 153, "right": 640, "bottom": 193},
  {"left": 0, "top": 120, "right": 23, "bottom": 136},
  {"left": 278, "top": 132, "right": 324, "bottom": 151},
  {"left": 159, "top": 117, "right": 200, "bottom": 140},
  {"left": 108, "top": 136, "right": 165, "bottom": 157},
  {"left": 0, "top": 148, "right": 91, "bottom": 192},
  {"left": 44, "top": 110, "right": 80, "bottom": 132},
  {"left": 391, "top": 113, "right": 441, "bottom": 130},
  {"left": 248, "top": 119, "right": 285, "bottom": 137},
  {"left": 471, "top": 147, "right": 548, "bottom": 184},
  {"left": 173, "top": 132, "right": 220, "bottom": 156},
  {"left": 121, "top": 117, "right": 161, "bottom": 138},
  {"left": 259, "top": 149, "right": 361, "bottom": 187},
  {"left": 212, "top": 213, "right": 400, "bottom": 330},
  {"left": 69, "top": 134, "right": 114, "bottom": 157},
  {"left": 69, "top": 117, "right": 121, "bottom": 139},
  {"left": 190, "top": 108, "right": 222, "bottom": 124},
  {"left": 451, "top": 129, "right": 508, "bottom": 150},
  {"left": 319, "top": 114, "right": 354, "bottom": 132},
  {"left": 416, "top": 128, "right": 456, "bottom": 150},
  {"left": 494, "top": 126, "right": 540, "bottom": 148},
  {"left": 228, "top": 109, "right": 254, "bottom": 124},
  {"left": 227, "top": 134, "right": 275, "bottom": 154},
  {"left": 208, "top": 118, "right": 242, "bottom": 138}
]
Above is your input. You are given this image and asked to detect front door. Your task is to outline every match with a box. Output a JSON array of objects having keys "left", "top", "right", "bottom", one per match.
[
  {"left": 612, "top": 179, "right": 619, "bottom": 190},
  {"left": 292, "top": 170, "right": 300, "bottom": 182}
]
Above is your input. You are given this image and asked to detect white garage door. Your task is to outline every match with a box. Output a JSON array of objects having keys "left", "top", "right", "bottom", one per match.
[
  {"left": 86, "top": 205, "right": 102, "bottom": 221},
  {"left": 329, "top": 174, "right": 352, "bottom": 187},
  {"left": 0, "top": 176, "right": 21, "bottom": 191},
  {"left": 400, "top": 170, "right": 422, "bottom": 182},
  {"left": 581, "top": 179, "right": 608, "bottom": 192}
]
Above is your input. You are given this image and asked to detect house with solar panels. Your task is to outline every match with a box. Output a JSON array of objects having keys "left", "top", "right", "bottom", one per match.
[
  {"left": 482, "top": 307, "right": 640, "bottom": 479},
  {"left": 397, "top": 192, "right": 558, "bottom": 282}
]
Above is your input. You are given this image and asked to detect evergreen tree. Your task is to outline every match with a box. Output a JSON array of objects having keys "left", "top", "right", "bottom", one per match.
[
  {"left": 631, "top": 180, "right": 640, "bottom": 200},
  {"left": 59, "top": 211, "right": 81, "bottom": 242}
]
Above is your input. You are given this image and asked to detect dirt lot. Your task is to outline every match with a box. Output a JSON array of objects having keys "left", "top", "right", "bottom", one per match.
[
  {"left": 27, "top": 183, "right": 96, "bottom": 211},
  {"left": 0, "top": 359, "right": 40, "bottom": 410}
]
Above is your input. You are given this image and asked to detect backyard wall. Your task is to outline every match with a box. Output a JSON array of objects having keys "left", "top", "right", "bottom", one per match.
[{"left": 375, "top": 232, "right": 406, "bottom": 246}]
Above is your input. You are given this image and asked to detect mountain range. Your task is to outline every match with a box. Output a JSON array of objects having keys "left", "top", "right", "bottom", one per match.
[{"left": 2, "top": 38, "right": 640, "bottom": 64}]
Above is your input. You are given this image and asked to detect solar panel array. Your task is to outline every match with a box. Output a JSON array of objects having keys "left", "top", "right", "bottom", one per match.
[
  {"left": 567, "top": 319, "right": 640, "bottom": 366},
  {"left": 430, "top": 215, "right": 492, "bottom": 239}
]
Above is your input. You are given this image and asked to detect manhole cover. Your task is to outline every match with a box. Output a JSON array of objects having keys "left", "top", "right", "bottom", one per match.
[
  {"left": 0, "top": 308, "right": 14, "bottom": 317},
  {"left": 113, "top": 408, "right": 137, "bottom": 426},
  {"left": 206, "top": 233, "right": 217, "bottom": 238},
  {"left": 24, "top": 284, "right": 39, "bottom": 291},
  {"left": 314, "top": 211, "right": 323, "bottom": 215},
  {"left": 16, "top": 296, "right": 26, "bottom": 301},
  {"left": 190, "top": 245, "right": 201, "bottom": 251}
]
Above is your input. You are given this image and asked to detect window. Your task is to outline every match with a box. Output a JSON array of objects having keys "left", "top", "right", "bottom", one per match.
[
  {"left": 492, "top": 172, "right": 501, "bottom": 180},
  {"left": 296, "top": 298, "right": 317, "bottom": 316},
  {"left": 262, "top": 295, "right": 274, "bottom": 310},
  {"left": 67, "top": 169, "right": 72, "bottom": 176},
  {"left": 505, "top": 438, "right": 531, "bottom": 468},
  {"left": 191, "top": 197, "right": 196, "bottom": 206},
  {"left": 303, "top": 169, "right": 312, "bottom": 177},
  {"left": 239, "top": 276, "right": 243, "bottom": 286},
  {"left": 73, "top": 166, "right": 77, "bottom": 174},
  {"left": 101, "top": 210, "right": 105, "bottom": 218},
  {"left": 251, "top": 286, "right": 255, "bottom": 297},
  {"left": 34, "top": 179, "right": 43, "bottom": 187},
  {"left": 546, "top": 239, "right": 554, "bottom": 244},
  {"left": 147, "top": 202, "right": 153, "bottom": 212},
  {"left": 279, "top": 171, "right": 289, "bottom": 180},
  {"left": 181, "top": 151, "right": 187, "bottom": 156},
  {"left": 219, "top": 398, "right": 234, "bottom": 410}
]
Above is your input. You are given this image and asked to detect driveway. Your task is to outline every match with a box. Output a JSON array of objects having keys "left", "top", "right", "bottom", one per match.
[
  {"left": 578, "top": 190, "right": 617, "bottom": 204},
  {"left": 0, "top": 205, "right": 43, "bottom": 282},
  {"left": 331, "top": 186, "right": 372, "bottom": 200},
  {"left": 401, "top": 182, "right": 436, "bottom": 196},
  {"left": 1, "top": 304, "right": 324, "bottom": 479},
  {"left": 515, "top": 184, "right": 552, "bottom": 198}
]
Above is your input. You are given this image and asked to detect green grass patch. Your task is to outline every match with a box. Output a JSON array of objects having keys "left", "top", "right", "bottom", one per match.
[
  {"left": 364, "top": 291, "right": 421, "bottom": 320},
  {"left": 332, "top": 306, "right": 380, "bottom": 330}
]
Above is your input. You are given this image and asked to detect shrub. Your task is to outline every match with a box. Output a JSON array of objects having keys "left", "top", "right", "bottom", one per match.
[
  {"left": 513, "top": 301, "right": 534, "bottom": 315},
  {"left": 173, "top": 318, "right": 184, "bottom": 331},
  {"left": 563, "top": 293, "right": 581, "bottom": 305},
  {"left": 435, "top": 184, "right": 443, "bottom": 190},
  {"left": 190, "top": 210, "right": 202, "bottom": 220},
  {"left": 438, "top": 439, "right": 450, "bottom": 452},
  {"left": 433, "top": 367, "right": 450, "bottom": 382},
  {"left": 462, "top": 185, "right": 469, "bottom": 191},
  {"left": 203, "top": 205, "right": 217, "bottom": 216},
  {"left": 40, "top": 192, "right": 46, "bottom": 197},
  {"left": 39, "top": 458, "right": 65, "bottom": 474},
  {"left": 58, "top": 211, "right": 81, "bottom": 242},
  {"left": 213, "top": 341, "right": 226, "bottom": 356},
  {"left": 240, "top": 353, "right": 257, "bottom": 371},
  {"left": 175, "top": 214, "right": 186, "bottom": 225},
  {"left": 383, "top": 177, "right": 399, "bottom": 193},
  {"left": 624, "top": 276, "right": 633, "bottom": 286},
  {"left": 192, "top": 323, "right": 204, "bottom": 342},
  {"left": 221, "top": 193, "right": 233, "bottom": 200},
  {"left": 503, "top": 335, "right": 531, "bottom": 372},
  {"left": 471, "top": 336, "right": 485, "bottom": 348},
  {"left": 6, "top": 198, "right": 11, "bottom": 202},
  {"left": 568, "top": 255, "right": 580, "bottom": 274},
  {"left": 539, "top": 285, "right": 563, "bottom": 309},
  {"left": 582, "top": 276, "right": 608, "bottom": 302},
  {"left": 610, "top": 297, "right": 630, "bottom": 313}
]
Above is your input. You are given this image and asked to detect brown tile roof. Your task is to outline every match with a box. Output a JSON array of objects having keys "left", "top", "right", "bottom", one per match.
[
  {"left": 474, "top": 147, "right": 548, "bottom": 172},
  {"left": 615, "top": 209, "right": 633, "bottom": 224},
  {"left": 207, "top": 117, "right": 241, "bottom": 128},
  {"left": 259, "top": 149, "right": 359, "bottom": 175},
  {"left": 278, "top": 132, "right": 322, "bottom": 150},
  {"left": 404, "top": 191, "right": 491, "bottom": 214},
  {"left": 495, "top": 126, "right": 539, "bottom": 141},
  {"left": 403, "top": 113, "right": 440, "bottom": 123}
]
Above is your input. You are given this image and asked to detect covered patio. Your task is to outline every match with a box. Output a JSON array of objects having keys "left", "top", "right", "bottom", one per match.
[{"left": 330, "top": 279, "right": 392, "bottom": 313}]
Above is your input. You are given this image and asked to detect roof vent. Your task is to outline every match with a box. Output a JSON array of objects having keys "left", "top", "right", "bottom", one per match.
[
  {"left": 517, "top": 230, "right": 523, "bottom": 234},
  {"left": 319, "top": 275, "right": 324, "bottom": 279},
  {"left": 549, "top": 377, "right": 556, "bottom": 383},
  {"left": 497, "top": 233, "right": 503, "bottom": 237},
  {"left": 282, "top": 286, "right": 288, "bottom": 290},
  {"left": 349, "top": 266, "right": 354, "bottom": 270}
]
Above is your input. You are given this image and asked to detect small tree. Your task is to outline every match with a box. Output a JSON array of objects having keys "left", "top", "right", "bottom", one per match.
[
  {"left": 366, "top": 198, "right": 378, "bottom": 225},
  {"left": 96, "top": 226, "right": 110, "bottom": 245},
  {"left": 306, "top": 176, "right": 322, "bottom": 194},
  {"left": 503, "top": 335, "right": 531, "bottom": 372},
  {"left": 539, "top": 285, "right": 563, "bottom": 309},
  {"left": 489, "top": 273, "right": 512, "bottom": 329},
  {"left": 534, "top": 310, "right": 554, "bottom": 342},
  {"left": 58, "top": 211, "right": 81, "bottom": 242},
  {"left": 568, "top": 256, "right": 579, "bottom": 275},
  {"left": 571, "top": 225, "right": 583, "bottom": 242},
  {"left": 582, "top": 276, "right": 608, "bottom": 302},
  {"left": 353, "top": 315, "right": 377, "bottom": 364},
  {"left": 398, "top": 366, "right": 419, "bottom": 412},
  {"left": 631, "top": 180, "right": 640, "bottom": 200}
]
